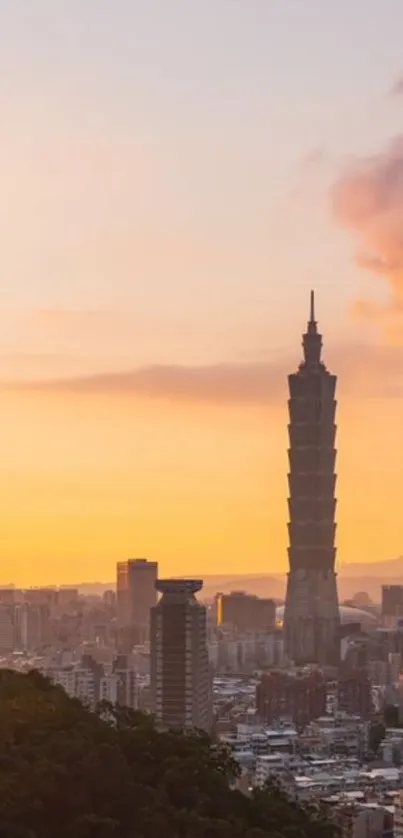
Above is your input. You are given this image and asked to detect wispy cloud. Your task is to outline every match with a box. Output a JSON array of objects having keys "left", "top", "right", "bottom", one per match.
[
  {"left": 4, "top": 362, "right": 286, "bottom": 404},
  {"left": 4, "top": 342, "right": 403, "bottom": 403}
]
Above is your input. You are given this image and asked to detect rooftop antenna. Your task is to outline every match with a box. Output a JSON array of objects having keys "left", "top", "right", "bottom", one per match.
[{"left": 310, "top": 289, "right": 315, "bottom": 323}]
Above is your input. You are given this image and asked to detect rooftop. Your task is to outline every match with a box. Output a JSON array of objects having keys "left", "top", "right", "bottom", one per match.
[{"left": 155, "top": 579, "right": 203, "bottom": 595}]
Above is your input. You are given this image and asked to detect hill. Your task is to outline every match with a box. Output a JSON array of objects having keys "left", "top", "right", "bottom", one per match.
[{"left": 0, "top": 669, "right": 338, "bottom": 838}]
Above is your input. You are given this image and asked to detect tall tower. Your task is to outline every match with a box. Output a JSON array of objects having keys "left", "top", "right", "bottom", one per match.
[
  {"left": 150, "top": 580, "right": 211, "bottom": 732},
  {"left": 283, "top": 292, "right": 340, "bottom": 666}
]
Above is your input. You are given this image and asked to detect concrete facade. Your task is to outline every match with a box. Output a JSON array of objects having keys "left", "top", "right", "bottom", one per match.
[{"left": 150, "top": 579, "right": 211, "bottom": 732}]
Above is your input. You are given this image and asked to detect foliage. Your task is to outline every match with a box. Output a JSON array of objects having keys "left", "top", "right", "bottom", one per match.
[{"left": 0, "top": 670, "right": 339, "bottom": 838}]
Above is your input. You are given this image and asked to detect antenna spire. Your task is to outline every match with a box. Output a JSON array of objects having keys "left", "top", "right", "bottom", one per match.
[
  {"left": 302, "top": 289, "right": 322, "bottom": 364},
  {"left": 310, "top": 289, "right": 315, "bottom": 324}
]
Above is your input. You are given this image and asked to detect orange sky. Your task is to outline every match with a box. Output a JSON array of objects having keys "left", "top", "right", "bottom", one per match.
[
  {"left": 0, "top": 376, "right": 402, "bottom": 585},
  {"left": 1, "top": 3, "right": 403, "bottom": 583}
]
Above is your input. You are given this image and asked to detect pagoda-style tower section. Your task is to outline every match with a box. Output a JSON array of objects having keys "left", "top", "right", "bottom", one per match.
[{"left": 283, "top": 292, "right": 340, "bottom": 666}]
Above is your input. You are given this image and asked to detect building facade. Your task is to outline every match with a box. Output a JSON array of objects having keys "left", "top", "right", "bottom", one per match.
[
  {"left": 337, "top": 667, "right": 373, "bottom": 718},
  {"left": 382, "top": 585, "right": 403, "bottom": 627},
  {"left": 150, "top": 579, "right": 211, "bottom": 732},
  {"left": 116, "top": 558, "right": 158, "bottom": 643},
  {"left": 256, "top": 668, "right": 326, "bottom": 726},
  {"left": 215, "top": 591, "right": 276, "bottom": 633},
  {"left": 283, "top": 292, "right": 340, "bottom": 666}
]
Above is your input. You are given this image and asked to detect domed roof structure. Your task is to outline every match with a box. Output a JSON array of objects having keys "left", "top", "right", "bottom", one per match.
[{"left": 275, "top": 604, "right": 378, "bottom": 631}]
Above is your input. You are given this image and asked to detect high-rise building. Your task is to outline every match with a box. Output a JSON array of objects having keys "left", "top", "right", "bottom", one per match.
[
  {"left": 0, "top": 605, "right": 15, "bottom": 652},
  {"left": 337, "top": 667, "right": 372, "bottom": 718},
  {"left": 215, "top": 591, "right": 276, "bottom": 633},
  {"left": 283, "top": 292, "right": 340, "bottom": 666},
  {"left": 150, "top": 579, "right": 211, "bottom": 732},
  {"left": 25, "top": 588, "right": 58, "bottom": 611},
  {"left": 0, "top": 589, "right": 18, "bottom": 605},
  {"left": 15, "top": 603, "right": 51, "bottom": 651},
  {"left": 382, "top": 585, "right": 403, "bottom": 627},
  {"left": 116, "top": 558, "right": 158, "bottom": 643}
]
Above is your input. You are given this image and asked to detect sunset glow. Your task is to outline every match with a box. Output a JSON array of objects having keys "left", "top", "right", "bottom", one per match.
[{"left": 1, "top": 1, "right": 403, "bottom": 584}]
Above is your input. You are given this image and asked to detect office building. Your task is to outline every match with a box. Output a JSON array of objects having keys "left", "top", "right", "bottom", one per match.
[
  {"left": 112, "top": 655, "right": 138, "bottom": 709},
  {"left": 283, "top": 292, "right": 340, "bottom": 666},
  {"left": 337, "top": 667, "right": 372, "bottom": 718},
  {"left": 25, "top": 588, "right": 58, "bottom": 612},
  {"left": 382, "top": 585, "right": 403, "bottom": 627},
  {"left": 215, "top": 591, "right": 276, "bottom": 633},
  {"left": 0, "top": 605, "right": 15, "bottom": 651},
  {"left": 116, "top": 558, "right": 158, "bottom": 643},
  {"left": 150, "top": 579, "right": 211, "bottom": 732},
  {"left": 0, "top": 589, "right": 19, "bottom": 605},
  {"left": 15, "top": 603, "right": 51, "bottom": 651}
]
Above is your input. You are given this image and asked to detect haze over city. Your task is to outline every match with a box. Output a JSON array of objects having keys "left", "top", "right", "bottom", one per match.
[{"left": 1, "top": 1, "right": 403, "bottom": 584}]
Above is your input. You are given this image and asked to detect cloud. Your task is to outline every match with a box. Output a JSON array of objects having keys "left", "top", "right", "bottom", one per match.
[
  {"left": 5, "top": 363, "right": 286, "bottom": 404},
  {"left": 331, "top": 135, "right": 403, "bottom": 326},
  {"left": 390, "top": 76, "right": 403, "bottom": 96},
  {"left": 4, "top": 342, "right": 403, "bottom": 403}
]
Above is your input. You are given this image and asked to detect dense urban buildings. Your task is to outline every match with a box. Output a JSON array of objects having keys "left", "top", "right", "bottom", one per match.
[
  {"left": 116, "top": 558, "right": 158, "bottom": 645},
  {"left": 150, "top": 579, "right": 211, "bottom": 732},
  {"left": 284, "top": 292, "right": 340, "bottom": 666},
  {"left": 256, "top": 668, "right": 326, "bottom": 726},
  {"left": 337, "top": 667, "right": 372, "bottom": 718},
  {"left": 0, "top": 587, "right": 80, "bottom": 652},
  {"left": 2, "top": 572, "right": 403, "bottom": 836}
]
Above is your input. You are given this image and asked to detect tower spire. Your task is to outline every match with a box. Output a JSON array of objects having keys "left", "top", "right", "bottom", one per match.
[
  {"left": 302, "top": 289, "right": 322, "bottom": 364},
  {"left": 310, "top": 289, "right": 315, "bottom": 324}
]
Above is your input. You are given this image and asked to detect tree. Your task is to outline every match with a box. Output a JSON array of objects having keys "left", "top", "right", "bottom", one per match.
[{"left": 0, "top": 670, "right": 339, "bottom": 838}]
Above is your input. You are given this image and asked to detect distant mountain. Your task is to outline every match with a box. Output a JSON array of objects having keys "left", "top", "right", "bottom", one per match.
[
  {"left": 338, "top": 556, "right": 403, "bottom": 578},
  {"left": 199, "top": 575, "right": 286, "bottom": 602},
  {"left": 76, "top": 575, "right": 287, "bottom": 601},
  {"left": 64, "top": 557, "right": 403, "bottom": 605}
]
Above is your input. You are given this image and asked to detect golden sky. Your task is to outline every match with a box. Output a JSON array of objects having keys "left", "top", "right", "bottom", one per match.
[{"left": 1, "top": 354, "right": 403, "bottom": 585}]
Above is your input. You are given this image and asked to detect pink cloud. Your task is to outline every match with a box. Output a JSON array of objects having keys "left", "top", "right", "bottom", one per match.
[{"left": 331, "top": 135, "right": 403, "bottom": 325}]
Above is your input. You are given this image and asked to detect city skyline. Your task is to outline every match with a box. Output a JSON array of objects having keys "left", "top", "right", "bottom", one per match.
[{"left": 1, "top": 2, "right": 403, "bottom": 582}]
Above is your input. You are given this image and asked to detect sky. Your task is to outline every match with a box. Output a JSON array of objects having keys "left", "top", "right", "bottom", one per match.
[{"left": 1, "top": 0, "right": 403, "bottom": 583}]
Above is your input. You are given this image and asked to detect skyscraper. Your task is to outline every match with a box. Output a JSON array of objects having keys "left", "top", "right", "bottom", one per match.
[
  {"left": 382, "top": 585, "right": 403, "bottom": 627},
  {"left": 283, "top": 292, "right": 340, "bottom": 666},
  {"left": 150, "top": 579, "right": 211, "bottom": 732},
  {"left": 116, "top": 558, "right": 158, "bottom": 643}
]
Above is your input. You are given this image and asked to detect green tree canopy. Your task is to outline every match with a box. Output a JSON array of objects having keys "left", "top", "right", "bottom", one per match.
[{"left": 0, "top": 670, "right": 339, "bottom": 838}]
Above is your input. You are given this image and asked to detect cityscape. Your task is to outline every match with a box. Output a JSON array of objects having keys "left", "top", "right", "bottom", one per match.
[
  {"left": 2, "top": 2, "right": 403, "bottom": 837},
  {"left": 2, "top": 298, "right": 403, "bottom": 837}
]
